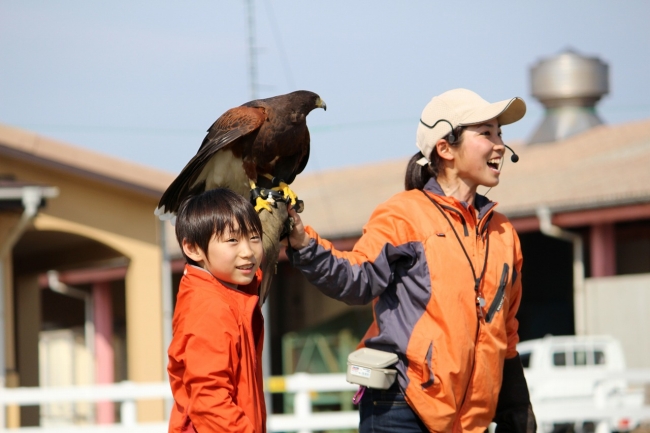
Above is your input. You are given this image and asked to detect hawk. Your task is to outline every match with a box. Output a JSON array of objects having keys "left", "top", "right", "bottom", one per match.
[{"left": 156, "top": 90, "right": 326, "bottom": 304}]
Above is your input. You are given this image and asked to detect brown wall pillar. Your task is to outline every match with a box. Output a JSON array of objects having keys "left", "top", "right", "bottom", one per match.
[
  {"left": 15, "top": 275, "right": 41, "bottom": 426},
  {"left": 2, "top": 255, "right": 20, "bottom": 428},
  {"left": 590, "top": 223, "right": 616, "bottom": 277},
  {"left": 93, "top": 281, "right": 115, "bottom": 424}
]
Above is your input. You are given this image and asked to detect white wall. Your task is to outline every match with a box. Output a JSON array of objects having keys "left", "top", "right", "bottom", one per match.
[
  {"left": 39, "top": 328, "right": 94, "bottom": 426},
  {"left": 585, "top": 273, "right": 650, "bottom": 368}
]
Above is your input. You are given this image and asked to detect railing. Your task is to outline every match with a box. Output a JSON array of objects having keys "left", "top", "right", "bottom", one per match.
[
  {"left": 0, "top": 381, "right": 169, "bottom": 433},
  {"left": 3, "top": 371, "right": 650, "bottom": 433},
  {"left": 266, "top": 373, "right": 358, "bottom": 433},
  {"left": 0, "top": 373, "right": 359, "bottom": 433}
]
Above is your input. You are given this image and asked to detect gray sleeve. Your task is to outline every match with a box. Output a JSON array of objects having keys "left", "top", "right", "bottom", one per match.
[{"left": 287, "top": 238, "right": 416, "bottom": 306}]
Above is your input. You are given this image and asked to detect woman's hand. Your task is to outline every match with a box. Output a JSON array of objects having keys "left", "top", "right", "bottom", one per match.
[{"left": 287, "top": 206, "right": 311, "bottom": 250}]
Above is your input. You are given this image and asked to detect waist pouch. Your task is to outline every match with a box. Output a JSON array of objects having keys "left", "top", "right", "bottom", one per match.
[{"left": 346, "top": 348, "right": 398, "bottom": 389}]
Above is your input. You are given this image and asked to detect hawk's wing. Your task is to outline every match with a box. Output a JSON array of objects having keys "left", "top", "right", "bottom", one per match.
[
  {"left": 291, "top": 130, "right": 310, "bottom": 181},
  {"left": 155, "top": 106, "right": 266, "bottom": 217}
]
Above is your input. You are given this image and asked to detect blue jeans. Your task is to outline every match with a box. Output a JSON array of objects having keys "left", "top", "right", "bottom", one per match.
[{"left": 358, "top": 387, "right": 428, "bottom": 433}]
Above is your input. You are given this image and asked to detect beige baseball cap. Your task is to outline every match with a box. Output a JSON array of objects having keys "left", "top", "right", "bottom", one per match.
[{"left": 415, "top": 88, "right": 526, "bottom": 164}]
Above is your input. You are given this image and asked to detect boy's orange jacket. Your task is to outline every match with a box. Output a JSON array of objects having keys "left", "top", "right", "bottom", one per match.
[
  {"left": 288, "top": 179, "right": 524, "bottom": 432},
  {"left": 168, "top": 265, "right": 266, "bottom": 433}
]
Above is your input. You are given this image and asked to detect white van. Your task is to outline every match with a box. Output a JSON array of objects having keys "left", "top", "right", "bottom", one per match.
[{"left": 517, "top": 335, "right": 646, "bottom": 432}]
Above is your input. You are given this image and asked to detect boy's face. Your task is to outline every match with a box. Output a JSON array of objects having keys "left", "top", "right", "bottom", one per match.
[{"left": 182, "top": 223, "right": 263, "bottom": 290}]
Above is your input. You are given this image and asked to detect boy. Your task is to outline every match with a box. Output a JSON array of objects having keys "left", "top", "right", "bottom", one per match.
[{"left": 167, "top": 188, "right": 266, "bottom": 433}]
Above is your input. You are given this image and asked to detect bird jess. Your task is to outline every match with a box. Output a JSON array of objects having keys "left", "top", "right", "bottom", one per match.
[{"left": 155, "top": 90, "right": 326, "bottom": 305}]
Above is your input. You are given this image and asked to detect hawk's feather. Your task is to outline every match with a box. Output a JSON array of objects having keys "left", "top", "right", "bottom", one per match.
[{"left": 156, "top": 90, "right": 326, "bottom": 305}]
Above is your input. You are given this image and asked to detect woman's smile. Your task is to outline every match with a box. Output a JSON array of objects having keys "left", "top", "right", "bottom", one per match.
[{"left": 487, "top": 157, "right": 502, "bottom": 172}]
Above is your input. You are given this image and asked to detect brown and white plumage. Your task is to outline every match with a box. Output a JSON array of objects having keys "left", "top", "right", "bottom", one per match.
[{"left": 155, "top": 90, "right": 326, "bottom": 304}]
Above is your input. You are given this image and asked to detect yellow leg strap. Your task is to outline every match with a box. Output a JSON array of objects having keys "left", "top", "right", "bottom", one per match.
[{"left": 249, "top": 179, "right": 273, "bottom": 213}]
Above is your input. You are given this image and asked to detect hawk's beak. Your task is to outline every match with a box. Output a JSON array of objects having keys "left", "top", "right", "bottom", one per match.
[{"left": 315, "top": 97, "right": 327, "bottom": 111}]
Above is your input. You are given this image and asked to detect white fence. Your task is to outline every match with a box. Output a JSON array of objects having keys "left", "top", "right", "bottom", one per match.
[
  {"left": 2, "top": 372, "right": 650, "bottom": 433},
  {"left": 0, "top": 373, "right": 358, "bottom": 433}
]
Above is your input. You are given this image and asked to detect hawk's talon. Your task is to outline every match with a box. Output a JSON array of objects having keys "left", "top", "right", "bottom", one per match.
[
  {"left": 272, "top": 181, "right": 299, "bottom": 206},
  {"left": 254, "top": 196, "right": 273, "bottom": 213},
  {"left": 254, "top": 176, "right": 302, "bottom": 212},
  {"left": 250, "top": 180, "right": 274, "bottom": 213},
  {"left": 292, "top": 199, "right": 304, "bottom": 213}
]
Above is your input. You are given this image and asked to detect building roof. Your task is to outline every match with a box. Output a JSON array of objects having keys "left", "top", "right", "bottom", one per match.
[
  {"left": 3, "top": 118, "right": 650, "bottom": 240},
  {"left": 291, "top": 159, "right": 406, "bottom": 238},
  {"left": 0, "top": 123, "right": 174, "bottom": 198},
  {"left": 293, "top": 118, "right": 650, "bottom": 238},
  {"left": 490, "top": 119, "right": 650, "bottom": 218}
]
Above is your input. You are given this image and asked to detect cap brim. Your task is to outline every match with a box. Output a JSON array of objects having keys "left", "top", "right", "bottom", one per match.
[{"left": 459, "top": 97, "right": 526, "bottom": 127}]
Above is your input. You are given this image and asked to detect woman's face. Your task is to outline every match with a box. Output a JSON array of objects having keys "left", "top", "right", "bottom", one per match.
[{"left": 451, "top": 120, "right": 505, "bottom": 189}]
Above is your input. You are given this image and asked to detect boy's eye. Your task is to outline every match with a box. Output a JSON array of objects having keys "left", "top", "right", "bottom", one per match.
[{"left": 251, "top": 235, "right": 261, "bottom": 241}]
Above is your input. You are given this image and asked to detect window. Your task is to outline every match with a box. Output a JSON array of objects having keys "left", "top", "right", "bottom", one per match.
[
  {"left": 553, "top": 351, "right": 566, "bottom": 366},
  {"left": 574, "top": 350, "right": 587, "bottom": 366},
  {"left": 553, "top": 347, "right": 607, "bottom": 367}
]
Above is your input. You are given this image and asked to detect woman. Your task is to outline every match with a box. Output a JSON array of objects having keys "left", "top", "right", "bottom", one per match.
[{"left": 286, "top": 89, "right": 536, "bottom": 433}]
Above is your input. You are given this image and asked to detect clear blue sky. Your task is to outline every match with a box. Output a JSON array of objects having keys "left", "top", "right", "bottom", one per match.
[{"left": 1, "top": 1, "right": 649, "bottom": 175}]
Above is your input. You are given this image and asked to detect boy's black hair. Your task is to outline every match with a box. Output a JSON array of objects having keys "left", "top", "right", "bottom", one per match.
[{"left": 175, "top": 188, "right": 263, "bottom": 266}]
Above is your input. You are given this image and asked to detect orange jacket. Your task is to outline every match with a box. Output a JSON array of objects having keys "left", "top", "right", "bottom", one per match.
[
  {"left": 168, "top": 265, "right": 266, "bottom": 433},
  {"left": 288, "top": 179, "right": 524, "bottom": 432}
]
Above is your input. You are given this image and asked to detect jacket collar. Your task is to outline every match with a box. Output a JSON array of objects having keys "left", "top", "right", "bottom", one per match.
[
  {"left": 423, "top": 177, "right": 496, "bottom": 220},
  {"left": 183, "top": 264, "right": 261, "bottom": 297}
]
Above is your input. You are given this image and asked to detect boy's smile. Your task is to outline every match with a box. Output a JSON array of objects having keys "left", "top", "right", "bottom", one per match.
[{"left": 183, "top": 223, "right": 264, "bottom": 290}]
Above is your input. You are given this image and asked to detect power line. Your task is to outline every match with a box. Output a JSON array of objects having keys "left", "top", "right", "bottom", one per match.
[
  {"left": 12, "top": 117, "right": 416, "bottom": 138},
  {"left": 11, "top": 124, "right": 203, "bottom": 137}
]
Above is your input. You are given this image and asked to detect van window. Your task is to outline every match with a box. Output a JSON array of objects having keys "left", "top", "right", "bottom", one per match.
[
  {"left": 553, "top": 347, "right": 607, "bottom": 367},
  {"left": 574, "top": 350, "right": 587, "bottom": 366},
  {"left": 553, "top": 351, "right": 566, "bottom": 366},
  {"left": 520, "top": 352, "right": 531, "bottom": 368}
]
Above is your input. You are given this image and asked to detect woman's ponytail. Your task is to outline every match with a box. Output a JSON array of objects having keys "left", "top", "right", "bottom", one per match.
[
  {"left": 405, "top": 126, "right": 465, "bottom": 191},
  {"left": 404, "top": 151, "right": 435, "bottom": 191}
]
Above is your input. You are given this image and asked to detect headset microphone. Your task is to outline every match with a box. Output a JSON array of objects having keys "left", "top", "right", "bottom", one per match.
[
  {"left": 420, "top": 118, "right": 456, "bottom": 143},
  {"left": 420, "top": 117, "right": 520, "bottom": 163},
  {"left": 504, "top": 144, "right": 519, "bottom": 163}
]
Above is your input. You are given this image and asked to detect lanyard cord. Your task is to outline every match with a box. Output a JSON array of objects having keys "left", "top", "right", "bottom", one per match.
[{"left": 421, "top": 190, "right": 490, "bottom": 298}]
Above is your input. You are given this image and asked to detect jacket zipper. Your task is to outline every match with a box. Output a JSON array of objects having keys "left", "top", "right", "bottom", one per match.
[
  {"left": 422, "top": 191, "right": 493, "bottom": 426},
  {"left": 485, "top": 263, "right": 509, "bottom": 323},
  {"left": 454, "top": 308, "right": 482, "bottom": 431},
  {"left": 455, "top": 208, "right": 495, "bottom": 428}
]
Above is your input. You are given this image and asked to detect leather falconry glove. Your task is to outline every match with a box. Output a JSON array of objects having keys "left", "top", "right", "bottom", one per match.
[{"left": 493, "top": 354, "right": 537, "bottom": 433}]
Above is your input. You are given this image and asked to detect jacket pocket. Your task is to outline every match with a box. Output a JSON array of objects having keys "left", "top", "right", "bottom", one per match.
[
  {"left": 181, "top": 407, "right": 198, "bottom": 433},
  {"left": 421, "top": 341, "right": 435, "bottom": 389},
  {"left": 486, "top": 263, "right": 509, "bottom": 323}
]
